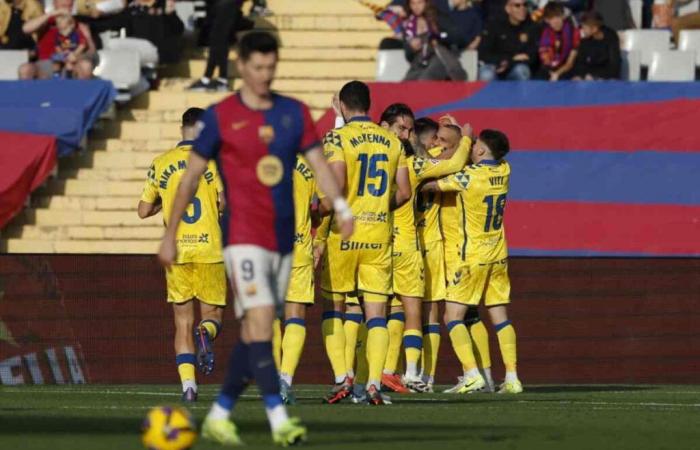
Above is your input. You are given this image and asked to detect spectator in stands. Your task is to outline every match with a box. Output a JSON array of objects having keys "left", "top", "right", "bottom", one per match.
[
  {"left": 482, "top": 0, "right": 508, "bottom": 22},
  {"left": 188, "top": 0, "right": 246, "bottom": 91},
  {"left": 572, "top": 11, "right": 621, "bottom": 80},
  {"left": 0, "top": 0, "right": 43, "bottom": 51},
  {"left": 402, "top": 0, "right": 467, "bottom": 80},
  {"left": 47, "top": 12, "right": 88, "bottom": 77},
  {"left": 72, "top": 0, "right": 127, "bottom": 49},
  {"left": 478, "top": 0, "right": 538, "bottom": 80},
  {"left": 537, "top": 2, "right": 579, "bottom": 80},
  {"left": 592, "top": 0, "right": 635, "bottom": 30},
  {"left": 123, "top": 0, "right": 184, "bottom": 64},
  {"left": 438, "top": 0, "right": 484, "bottom": 51},
  {"left": 19, "top": 5, "right": 97, "bottom": 79}
]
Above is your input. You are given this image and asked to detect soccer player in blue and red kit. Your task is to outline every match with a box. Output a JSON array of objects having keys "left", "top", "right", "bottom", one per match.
[{"left": 158, "top": 31, "right": 353, "bottom": 446}]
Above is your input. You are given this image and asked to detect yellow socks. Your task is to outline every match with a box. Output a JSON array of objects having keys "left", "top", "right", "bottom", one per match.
[
  {"left": 199, "top": 319, "right": 220, "bottom": 340},
  {"left": 280, "top": 318, "right": 306, "bottom": 385},
  {"left": 421, "top": 323, "right": 441, "bottom": 383},
  {"left": 495, "top": 320, "right": 517, "bottom": 373},
  {"left": 383, "top": 312, "right": 405, "bottom": 375},
  {"left": 402, "top": 328, "right": 422, "bottom": 378},
  {"left": 322, "top": 311, "right": 347, "bottom": 383},
  {"left": 446, "top": 320, "right": 478, "bottom": 372},
  {"left": 272, "top": 318, "right": 282, "bottom": 370},
  {"left": 176, "top": 353, "right": 196, "bottom": 392},
  {"left": 366, "top": 317, "right": 389, "bottom": 388},
  {"left": 354, "top": 324, "right": 369, "bottom": 385},
  {"left": 468, "top": 320, "right": 492, "bottom": 370},
  {"left": 343, "top": 313, "right": 363, "bottom": 378}
]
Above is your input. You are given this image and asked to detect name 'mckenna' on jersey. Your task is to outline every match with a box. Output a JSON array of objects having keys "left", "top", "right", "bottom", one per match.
[{"left": 192, "top": 92, "right": 320, "bottom": 255}]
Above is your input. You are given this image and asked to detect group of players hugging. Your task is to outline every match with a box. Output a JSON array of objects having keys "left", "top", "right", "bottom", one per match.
[{"left": 139, "top": 30, "right": 521, "bottom": 446}]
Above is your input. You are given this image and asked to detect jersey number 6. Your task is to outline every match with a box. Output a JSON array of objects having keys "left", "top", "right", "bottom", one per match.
[
  {"left": 357, "top": 153, "right": 388, "bottom": 197},
  {"left": 182, "top": 196, "right": 202, "bottom": 224}
]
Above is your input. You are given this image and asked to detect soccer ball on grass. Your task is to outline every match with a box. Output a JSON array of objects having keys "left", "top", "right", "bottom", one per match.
[{"left": 142, "top": 406, "right": 197, "bottom": 450}]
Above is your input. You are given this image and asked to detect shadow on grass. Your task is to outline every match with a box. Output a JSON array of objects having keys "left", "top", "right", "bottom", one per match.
[
  {"left": 524, "top": 385, "right": 656, "bottom": 394},
  {"left": 0, "top": 414, "right": 524, "bottom": 445}
]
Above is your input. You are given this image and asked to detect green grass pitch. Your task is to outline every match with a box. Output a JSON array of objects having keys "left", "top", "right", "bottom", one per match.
[{"left": 1, "top": 384, "right": 699, "bottom": 450}]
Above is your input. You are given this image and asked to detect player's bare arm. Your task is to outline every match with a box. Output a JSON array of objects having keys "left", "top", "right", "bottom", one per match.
[
  {"left": 137, "top": 198, "right": 162, "bottom": 219},
  {"left": 390, "top": 166, "right": 411, "bottom": 211},
  {"left": 306, "top": 147, "right": 354, "bottom": 239},
  {"left": 158, "top": 151, "right": 209, "bottom": 267}
]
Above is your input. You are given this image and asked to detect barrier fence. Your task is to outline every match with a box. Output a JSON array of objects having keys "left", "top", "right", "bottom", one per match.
[{"left": 1, "top": 255, "right": 698, "bottom": 386}]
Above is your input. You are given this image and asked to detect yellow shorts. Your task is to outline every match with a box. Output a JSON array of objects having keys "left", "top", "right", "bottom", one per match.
[
  {"left": 285, "top": 264, "right": 315, "bottom": 304},
  {"left": 423, "top": 240, "right": 446, "bottom": 302},
  {"left": 450, "top": 259, "right": 511, "bottom": 306},
  {"left": 392, "top": 245, "right": 424, "bottom": 298},
  {"left": 321, "top": 234, "right": 391, "bottom": 303},
  {"left": 166, "top": 262, "right": 226, "bottom": 306}
]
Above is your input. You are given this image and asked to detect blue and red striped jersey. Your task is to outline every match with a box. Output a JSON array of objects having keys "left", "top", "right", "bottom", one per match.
[{"left": 193, "top": 92, "right": 320, "bottom": 254}]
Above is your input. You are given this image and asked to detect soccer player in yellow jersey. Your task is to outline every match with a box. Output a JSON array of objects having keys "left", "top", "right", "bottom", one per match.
[
  {"left": 320, "top": 81, "right": 411, "bottom": 405},
  {"left": 278, "top": 155, "right": 318, "bottom": 404},
  {"left": 423, "top": 129, "right": 523, "bottom": 394},
  {"left": 138, "top": 107, "right": 226, "bottom": 402}
]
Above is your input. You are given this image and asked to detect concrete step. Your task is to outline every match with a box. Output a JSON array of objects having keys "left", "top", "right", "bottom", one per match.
[
  {"left": 131, "top": 90, "right": 337, "bottom": 113},
  {"left": 18, "top": 208, "right": 161, "bottom": 226},
  {"left": 164, "top": 58, "right": 377, "bottom": 80},
  {"left": 92, "top": 121, "right": 182, "bottom": 141},
  {"left": 258, "top": 14, "right": 386, "bottom": 31},
  {"left": 159, "top": 78, "right": 360, "bottom": 94},
  {"left": 185, "top": 47, "right": 376, "bottom": 63},
  {"left": 1, "top": 238, "right": 159, "bottom": 253},
  {"left": 31, "top": 195, "right": 139, "bottom": 211},
  {"left": 266, "top": 0, "right": 371, "bottom": 15},
  {"left": 4, "top": 224, "right": 163, "bottom": 240},
  {"left": 87, "top": 138, "right": 174, "bottom": 152},
  {"left": 64, "top": 168, "right": 146, "bottom": 181},
  {"left": 60, "top": 150, "right": 160, "bottom": 169},
  {"left": 37, "top": 179, "right": 144, "bottom": 197}
]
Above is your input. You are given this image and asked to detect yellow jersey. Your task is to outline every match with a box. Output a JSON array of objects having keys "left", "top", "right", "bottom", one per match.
[
  {"left": 394, "top": 137, "right": 472, "bottom": 250},
  {"left": 323, "top": 118, "right": 406, "bottom": 244},
  {"left": 292, "top": 155, "right": 317, "bottom": 267},
  {"left": 438, "top": 159, "right": 510, "bottom": 264},
  {"left": 141, "top": 142, "right": 224, "bottom": 264}
]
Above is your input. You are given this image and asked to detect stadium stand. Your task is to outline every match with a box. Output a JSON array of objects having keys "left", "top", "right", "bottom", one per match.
[
  {"left": 647, "top": 50, "right": 696, "bottom": 81},
  {"left": 0, "top": 50, "right": 29, "bottom": 80},
  {"left": 621, "top": 29, "right": 673, "bottom": 66}
]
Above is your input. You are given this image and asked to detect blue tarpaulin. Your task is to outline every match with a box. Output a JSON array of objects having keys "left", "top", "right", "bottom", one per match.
[{"left": 0, "top": 79, "right": 116, "bottom": 156}]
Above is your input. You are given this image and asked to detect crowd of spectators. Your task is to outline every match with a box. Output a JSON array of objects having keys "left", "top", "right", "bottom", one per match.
[
  {"left": 1, "top": 0, "right": 270, "bottom": 85},
  {"left": 379, "top": 0, "right": 696, "bottom": 81}
]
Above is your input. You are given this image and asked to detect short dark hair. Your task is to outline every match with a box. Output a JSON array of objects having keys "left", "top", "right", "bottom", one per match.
[
  {"left": 401, "top": 138, "right": 415, "bottom": 157},
  {"left": 479, "top": 129, "right": 510, "bottom": 160},
  {"left": 182, "top": 107, "right": 204, "bottom": 127},
  {"left": 414, "top": 117, "right": 439, "bottom": 137},
  {"left": 238, "top": 31, "right": 279, "bottom": 61},
  {"left": 543, "top": 2, "right": 565, "bottom": 19},
  {"left": 339, "top": 80, "right": 371, "bottom": 113},
  {"left": 580, "top": 11, "right": 604, "bottom": 28},
  {"left": 380, "top": 103, "right": 414, "bottom": 126}
]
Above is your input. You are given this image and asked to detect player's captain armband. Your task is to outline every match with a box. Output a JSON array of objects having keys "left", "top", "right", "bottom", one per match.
[{"left": 333, "top": 198, "right": 353, "bottom": 222}]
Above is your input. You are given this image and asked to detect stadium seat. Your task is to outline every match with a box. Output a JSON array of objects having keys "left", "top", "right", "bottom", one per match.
[
  {"left": 678, "top": 30, "right": 700, "bottom": 63},
  {"left": 621, "top": 50, "right": 642, "bottom": 81},
  {"left": 647, "top": 50, "right": 696, "bottom": 81},
  {"left": 94, "top": 49, "right": 143, "bottom": 101},
  {"left": 629, "top": 0, "right": 643, "bottom": 28},
  {"left": 376, "top": 49, "right": 479, "bottom": 82},
  {"left": 678, "top": 0, "right": 700, "bottom": 16},
  {"left": 375, "top": 49, "right": 409, "bottom": 82},
  {"left": 621, "top": 29, "right": 672, "bottom": 66},
  {"left": 459, "top": 50, "right": 478, "bottom": 82},
  {"left": 103, "top": 37, "right": 159, "bottom": 68},
  {"left": 175, "top": 1, "right": 196, "bottom": 32},
  {"left": 0, "top": 50, "right": 29, "bottom": 80}
]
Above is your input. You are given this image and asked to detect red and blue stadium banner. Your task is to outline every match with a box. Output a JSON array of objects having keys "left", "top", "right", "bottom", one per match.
[{"left": 317, "top": 81, "right": 700, "bottom": 257}]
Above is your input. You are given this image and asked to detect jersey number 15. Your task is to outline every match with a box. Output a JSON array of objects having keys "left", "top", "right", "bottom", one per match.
[{"left": 357, "top": 153, "right": 388, "bottom": 197}]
